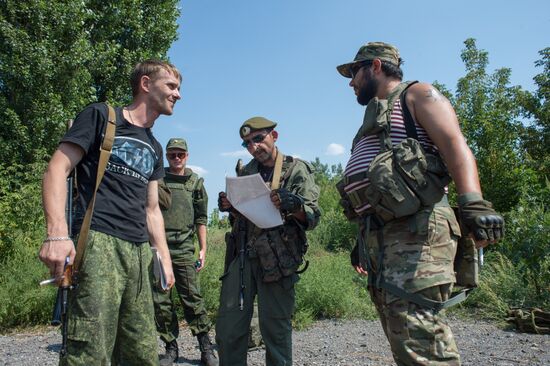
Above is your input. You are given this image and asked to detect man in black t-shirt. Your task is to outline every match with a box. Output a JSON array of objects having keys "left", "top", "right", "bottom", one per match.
[{"left": 39, "top": 60, "right": 181, "bottom": 366}]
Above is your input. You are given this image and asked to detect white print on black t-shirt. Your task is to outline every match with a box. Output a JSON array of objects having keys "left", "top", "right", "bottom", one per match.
[{"left": 106, "top": 136, "right": 159, "bottom": 184}]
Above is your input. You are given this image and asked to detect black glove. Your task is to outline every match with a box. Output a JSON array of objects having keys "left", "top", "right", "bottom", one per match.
[
  {"left": 458, "top": 193, "right": 504, "bottom": 242},
  {"left": 276, "top": 188, "right": 304, "bottom": 214}
]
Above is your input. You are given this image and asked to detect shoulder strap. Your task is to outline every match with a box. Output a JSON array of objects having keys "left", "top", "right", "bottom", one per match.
[
  {"left": 73, "top": 103, "right": 116, "bottom": 273},
  {"left": 400, "top": 81, "right": 419, "bottom": 140},
  {"left": 270, "top": 150, "right": 284, "bottom": 190},
  {"left": 378, "top": 81, "right": 418, "bottom": 151}
]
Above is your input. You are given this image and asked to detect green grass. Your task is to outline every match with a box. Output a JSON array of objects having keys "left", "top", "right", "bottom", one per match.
[{"left": 1, "top": 226, "right": 548, "bottom": 332}]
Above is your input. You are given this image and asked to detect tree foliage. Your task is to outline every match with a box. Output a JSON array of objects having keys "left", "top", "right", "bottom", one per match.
[
  {"left": 453, "top": 38, "right": 540, "bottom": 212},
  {"left": 0, "top": 0, "right": 180, "bottom": 169},
  {"left": 516, "top": 47, "right": 550, "bottom": 181}
]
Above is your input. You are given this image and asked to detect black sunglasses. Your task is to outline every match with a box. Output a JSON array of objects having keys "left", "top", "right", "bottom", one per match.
[
  {"left": 350, "top": 62, "right": 371, "bottom": 79},
  {"left": 241, "top": 131, "right": 270, "bottom": 148},
  {"left": 167, "top": 152, "right": 187, "bottom": 159}
]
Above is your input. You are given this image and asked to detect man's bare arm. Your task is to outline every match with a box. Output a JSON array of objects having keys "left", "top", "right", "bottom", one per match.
[
  {"left": 406, "top": 83, "right": 482, "bottom": 195},
  {"left": 146, "top": 180, "right": 175, "bottom": 288},
  {"left": 39, "top": 142, "right": 84, "bottom": 279}
]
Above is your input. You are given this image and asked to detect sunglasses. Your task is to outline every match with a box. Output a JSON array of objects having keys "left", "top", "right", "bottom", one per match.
[
  {"left": 241, "top": 132, "right": 270, "bottom": 148},
  {"left": 167, "top": 152, "right": 187, "bottom": 160},
  {"left": 350, "top": 62, "right": 371, "bottom": 79}
]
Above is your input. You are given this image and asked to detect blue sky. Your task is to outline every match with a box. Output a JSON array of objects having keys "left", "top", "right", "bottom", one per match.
[{"left": 152, "top": 0, "right": 549, "bottom": 215}]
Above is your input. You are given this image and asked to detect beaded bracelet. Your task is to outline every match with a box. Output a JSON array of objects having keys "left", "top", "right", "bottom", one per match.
[{"left": 43, "top": 236, "right": 72, "bottom": 243}]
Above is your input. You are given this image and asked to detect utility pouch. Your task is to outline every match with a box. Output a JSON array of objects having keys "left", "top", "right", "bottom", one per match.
[
  {"left": 254, "top": 229, "right": 300, "bottom": 283},
  {"left": 365, "top": 147, "right": 421, "bottom": 222},
  {"left": 253, "top": 234, "right": 283, "bottom": 283},
  {"left": 336, "top": 178, "right": 359, "bottom": 221},
  {"left": 366, "top": 138, "right": 450, "bottom": 222},
  {"left": 393, "top": 138, "right": 451, "bottom": 206},
  {"left": 452, "top": 207, "right": 479, "bottom": 288}
]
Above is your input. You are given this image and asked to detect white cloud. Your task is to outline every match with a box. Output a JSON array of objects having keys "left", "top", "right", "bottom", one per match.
[
  {"left": 220, "top": 150, "right": 249, "bottom": 158},
  {"left": 187, "top": 165, "right": 208, "bottom": 177},
  {"left": 325, "top": 143, "right": 345, "bottom": 156}
]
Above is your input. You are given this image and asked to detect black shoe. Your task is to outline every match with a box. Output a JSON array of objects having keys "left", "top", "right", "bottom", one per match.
[
  {"left": 159, "top": 340, "right": 179, "bottom": 366},
  {"left": 197, "top": 332, "right": 218, "bottom": 366}
]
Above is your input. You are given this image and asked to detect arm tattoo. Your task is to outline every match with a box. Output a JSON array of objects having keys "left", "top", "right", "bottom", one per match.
[{"left": 424, "top": 88, "right": 446, "bottom": 103}]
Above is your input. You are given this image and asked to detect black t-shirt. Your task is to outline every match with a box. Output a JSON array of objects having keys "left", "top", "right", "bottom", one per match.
[{"left": 62, "top": 103, "right": 164, "bottom": 242}]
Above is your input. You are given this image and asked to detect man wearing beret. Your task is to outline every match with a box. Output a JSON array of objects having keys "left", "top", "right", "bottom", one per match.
[
  {"left": 152, "top": 138, "right": 217, "bottom": 366},
  {"left": 216, "top": 117, "right": 321, "bottom": 366},
  {"left": 336, "top": 42, "right": 504, "bottom": 365}
]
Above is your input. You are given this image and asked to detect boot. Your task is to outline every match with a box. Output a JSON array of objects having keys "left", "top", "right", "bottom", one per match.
[
  {"left": 159, "top": 339, "right": 178, "bottom": 366},
  {"left": 197, "top": 332, "right": 218, "bottom": 366}
]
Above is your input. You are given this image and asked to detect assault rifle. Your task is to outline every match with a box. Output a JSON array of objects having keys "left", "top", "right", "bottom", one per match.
[{"left": 235, "top": 158, "right": 246, "bottom": 311}]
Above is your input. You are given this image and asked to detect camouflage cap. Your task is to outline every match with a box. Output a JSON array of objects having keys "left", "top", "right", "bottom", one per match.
[
  {"left": 336, "top": 41, "right": 401, "bottom": 78},
  {"left": 239, "top": 116, "right": 277, "bottom": 139},
  {"left": 166, "top": 137, "right": 188, "bottom": 151}
]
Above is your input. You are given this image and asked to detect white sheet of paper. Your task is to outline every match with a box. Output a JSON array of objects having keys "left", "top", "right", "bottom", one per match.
[{"left": 226, "top": 173, "right": 283, "bottom": 229}]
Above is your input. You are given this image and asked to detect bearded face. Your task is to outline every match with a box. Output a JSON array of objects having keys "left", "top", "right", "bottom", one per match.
[{"left": 357, "top": 67, "right": 379, "bottom": 106}]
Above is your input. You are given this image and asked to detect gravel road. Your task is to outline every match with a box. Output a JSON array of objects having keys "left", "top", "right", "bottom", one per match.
[{"left": 1, "top": 317, "right": 548, "bottom": 365}]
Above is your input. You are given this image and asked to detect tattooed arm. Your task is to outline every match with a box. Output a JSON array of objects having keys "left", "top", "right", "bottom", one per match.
[{"left": 404, "top": 82, "right": 481, "bottom": 195}]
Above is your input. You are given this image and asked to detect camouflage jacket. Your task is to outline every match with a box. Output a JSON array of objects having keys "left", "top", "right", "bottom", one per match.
[{"left": 227, "top": 153, "right": 321, "bottom": 281}]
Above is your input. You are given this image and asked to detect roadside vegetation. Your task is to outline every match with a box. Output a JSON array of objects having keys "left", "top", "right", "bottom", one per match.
[{"left": 0, "top": 2, "right": 548, "bottom": 332}]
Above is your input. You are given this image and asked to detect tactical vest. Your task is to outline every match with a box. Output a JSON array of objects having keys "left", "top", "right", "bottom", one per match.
[
  {"left": 162, "top": 168, "right": 202, "bottom": 244},
  {"left": 236, "top": 155, "right": 309, "bottom": 282},
  {"left": 339, "top": 81, "right": 451, "bottom": 222}
]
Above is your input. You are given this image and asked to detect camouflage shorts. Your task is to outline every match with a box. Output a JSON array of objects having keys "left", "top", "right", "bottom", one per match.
[{"left": 60, "top": 230, "right": 159, "bottom": 366}]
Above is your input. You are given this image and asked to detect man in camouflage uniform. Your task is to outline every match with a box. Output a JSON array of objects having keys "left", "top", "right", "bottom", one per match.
[
  {"left": 216, "top": 117, "right": 320, "bottom": 366},
  {"left": 153, "top": 138, "right": 217, "bottom": 366},
  {"left": 336, "top": 42, "right": 504, "bottom": 365},
  {"left": 39, "top": 60, "right": 179, "bottom": 365}
]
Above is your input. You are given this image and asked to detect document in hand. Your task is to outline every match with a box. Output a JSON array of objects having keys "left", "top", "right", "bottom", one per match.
[
  {"left": 226, "top": 173, "right": 283, "bottom": 229},
  {"left": 152, "top": 248, "right": 169, "bottom": 291}
]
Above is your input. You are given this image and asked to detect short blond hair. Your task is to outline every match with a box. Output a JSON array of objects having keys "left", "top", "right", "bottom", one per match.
[{"left": 130, "top": 60, "right": 181, "bottom": 97}]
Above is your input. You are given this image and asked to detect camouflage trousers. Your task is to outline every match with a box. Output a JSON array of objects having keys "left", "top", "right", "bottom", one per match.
[
  {"left": 60, "top": 230, "right": 158, "bottom": 366},
  {"left": 364, "top": 206, "right": 461, "bottom": 366},
  {"left": 151, "top": 239, "right": 211, "bottom": 342},
  {"left": 216, "top": 255, "right": 297, "bottom": 366}
]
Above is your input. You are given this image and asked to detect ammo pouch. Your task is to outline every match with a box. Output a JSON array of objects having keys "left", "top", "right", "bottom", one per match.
[
  {"left": 366, "top": 138, "right": 451, "bottom": 222},
  {"left": 253, "top": 224, "right": 305, "bottom": 283}
]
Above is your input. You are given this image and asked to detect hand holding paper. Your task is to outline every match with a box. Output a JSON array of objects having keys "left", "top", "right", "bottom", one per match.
[{"left": 226, "top": 173, "right": 283, "bottom": 229}]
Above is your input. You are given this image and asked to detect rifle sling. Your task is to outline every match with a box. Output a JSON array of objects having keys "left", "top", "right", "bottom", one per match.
[
  {"left": 270, "top": 150, "right": 284, "bottom": 190},
  {"left": 72, "top": 103, "right": 116, "bottom": 273}
]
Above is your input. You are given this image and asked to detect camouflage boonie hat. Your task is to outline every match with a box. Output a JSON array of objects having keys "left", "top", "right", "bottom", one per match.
[
  {"left": 166, "top": 137, "right": 188, "bottom": 151},
  {"left": 337, "top": 41, "right": 401, "bottom": 78},
  {"left": 239, "top": 116, "right": 277, "bottom": 138}
]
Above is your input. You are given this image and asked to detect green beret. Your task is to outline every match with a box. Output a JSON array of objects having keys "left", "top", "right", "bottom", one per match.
[
  {"left": 336, "top": 41, "right": 401, "bottom": 78},
  {"left": 239, "top": 116, "right": 277, "bottom": 139},
  {"left": 166, "top": 137, "right": 188, "bottom": 151}
]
